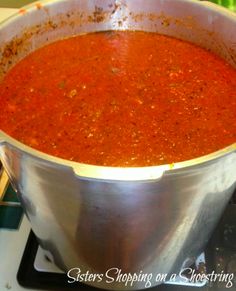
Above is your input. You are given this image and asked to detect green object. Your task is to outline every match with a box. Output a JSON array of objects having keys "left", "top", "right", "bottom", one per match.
[
  {"left": 0, "top": 205, "right": 23, "bottom": 229},
  {"left": 209, "top": 0, "right": 236, "bottom": 11},
  {"left": 0, "top": 184, "right": 23, "bottom": 230},
  {"left": 3, "top": 184, "right": 20, "bottom": 203}
]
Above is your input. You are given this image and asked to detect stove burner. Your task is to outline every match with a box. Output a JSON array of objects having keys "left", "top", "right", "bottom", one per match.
[
  {"left": 33, "top": 242, "right": 207, "bottom": 288},
  {"left": 16, "top": 203, "right": 236, "bottom": 291}
]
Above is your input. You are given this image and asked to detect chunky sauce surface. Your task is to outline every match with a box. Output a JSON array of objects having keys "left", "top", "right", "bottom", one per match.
[{"left": 0, "top": 31, "right": 236, "bottom": 166}]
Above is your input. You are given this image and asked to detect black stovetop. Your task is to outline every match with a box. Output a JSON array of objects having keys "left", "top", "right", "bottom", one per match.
[{"left": 17, "top": 195, "right": 236, "bottom": 291}]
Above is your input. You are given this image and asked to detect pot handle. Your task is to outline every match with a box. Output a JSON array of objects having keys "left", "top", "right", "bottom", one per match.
[{"left": 73, "top": 164, "right": 167, "bottom": 181}]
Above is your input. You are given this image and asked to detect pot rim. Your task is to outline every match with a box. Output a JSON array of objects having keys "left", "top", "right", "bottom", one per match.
[{"left": 0, "top": 0, "right": 236, "bottom": 181}]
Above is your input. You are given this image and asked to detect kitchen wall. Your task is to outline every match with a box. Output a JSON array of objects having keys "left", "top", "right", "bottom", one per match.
[{"left": 0, "top": 0, "right": 35, "bottom": 8}]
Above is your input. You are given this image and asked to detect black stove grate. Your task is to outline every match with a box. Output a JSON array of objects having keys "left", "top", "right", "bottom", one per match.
[{"left": 17, "top": 203, "right": 236, "bottom": 291}]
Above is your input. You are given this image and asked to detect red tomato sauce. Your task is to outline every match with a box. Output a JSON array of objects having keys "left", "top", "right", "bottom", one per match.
[{"left": 0, "top": 31, "right": 236, "bottom": 166}]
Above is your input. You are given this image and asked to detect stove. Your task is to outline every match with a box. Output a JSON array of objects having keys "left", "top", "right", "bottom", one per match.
[
  {"left": 0, "top": 2, "right": 236, "bottom": 291},
  {"left": 1, "top": 157, "right": 236, "bottom": 291},
  {"left": 16, "top": 203, "right": 236, "bottom": 291}
]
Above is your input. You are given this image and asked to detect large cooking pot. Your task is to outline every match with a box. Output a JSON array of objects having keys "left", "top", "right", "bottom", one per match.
[{"left": 0, "top": 0, "right": 236, "bottom": 290}]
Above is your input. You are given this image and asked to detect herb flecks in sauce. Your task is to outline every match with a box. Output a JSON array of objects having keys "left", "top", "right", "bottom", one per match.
[{"left": 0, "top": 31, "right": 236, "bottom": 166}]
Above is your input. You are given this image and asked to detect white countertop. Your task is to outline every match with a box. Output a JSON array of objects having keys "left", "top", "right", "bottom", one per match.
[
  {"left": 0, "top": 217, "right": 33, "bottom": 291},
  {"left": 0, "top": 8, "right": 43, "bottom": 291},
  {"left": 0, "top": 8, "right": 17, "bottom": 22}
]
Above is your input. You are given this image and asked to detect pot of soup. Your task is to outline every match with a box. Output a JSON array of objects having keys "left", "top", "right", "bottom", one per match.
[{"left": 0, "top": 0, "right": 236, "bottom": 289}]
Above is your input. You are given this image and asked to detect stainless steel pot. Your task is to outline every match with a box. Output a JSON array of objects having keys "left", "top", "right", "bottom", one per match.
[{"left": 0, "top": 0, "right": 236, "bottom": 290}]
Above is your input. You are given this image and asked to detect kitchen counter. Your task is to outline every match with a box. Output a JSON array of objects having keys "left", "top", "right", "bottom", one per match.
[
  {"left": 0, "top": 8, "right": 42, "bottom": 291},
  {"left": 0, "top": 8, "right": 17, "bottom": 22}
]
